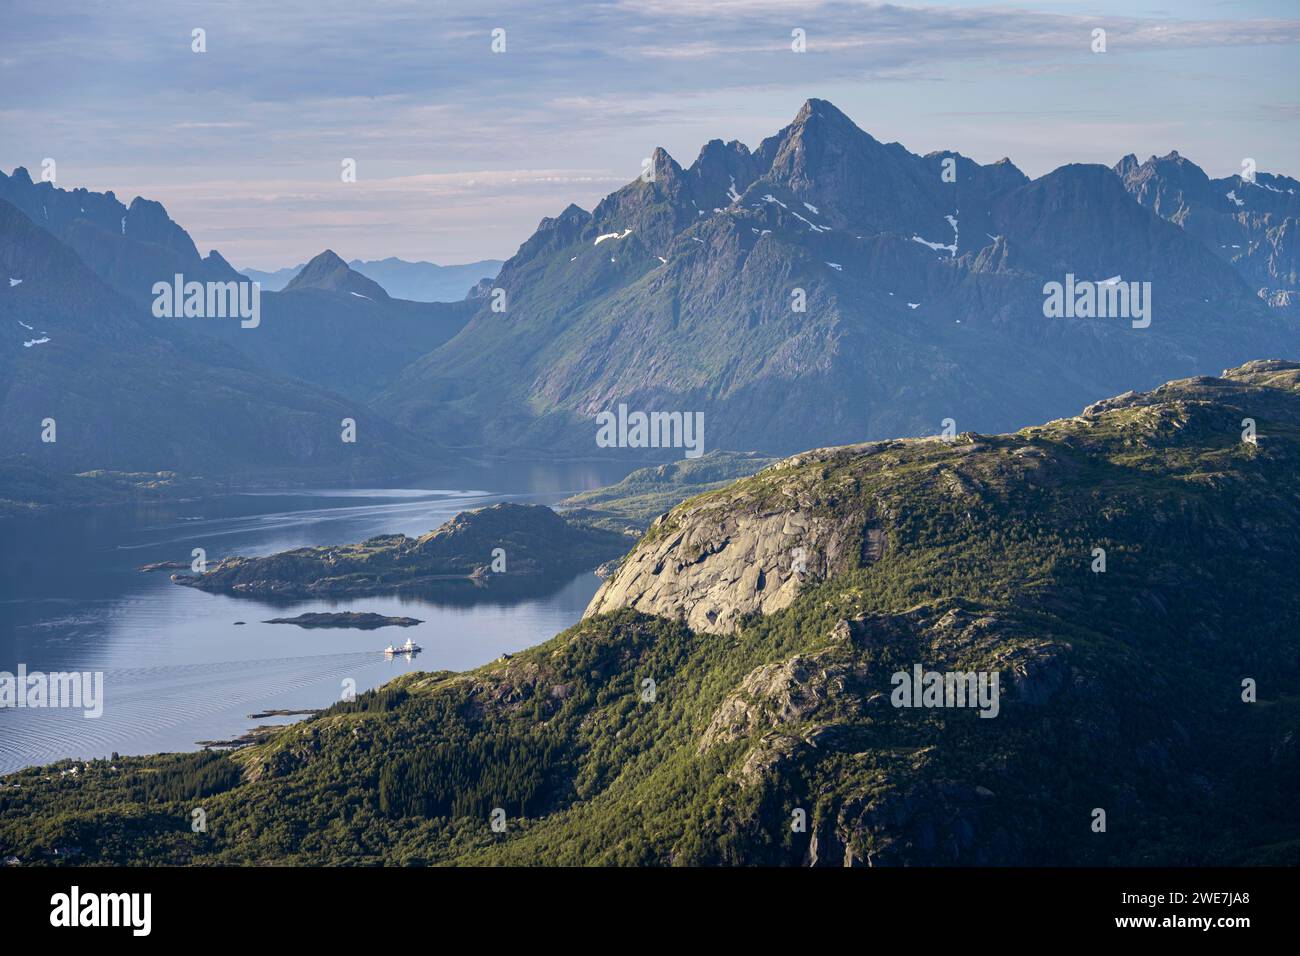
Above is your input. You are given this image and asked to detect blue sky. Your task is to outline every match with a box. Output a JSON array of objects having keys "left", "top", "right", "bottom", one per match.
[{"left": 3, "top": 0, "right": 1297, "bottom": 268}]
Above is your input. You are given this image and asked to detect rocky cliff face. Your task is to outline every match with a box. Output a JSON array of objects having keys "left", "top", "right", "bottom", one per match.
[
  {"left": 585, "top": 443, "right": 890, "bottom": 632},
  {"left": 1115, "top": 150, "right": 1299, "bottom": 312}
]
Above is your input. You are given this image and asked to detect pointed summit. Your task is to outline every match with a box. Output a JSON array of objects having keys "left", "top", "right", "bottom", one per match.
[
  {"left": 649, "top": 146, "right": 684, "bottom": 185},
  {"left": 756, "top": 98, "right": 879, "bottom": 183},
  {"left": 792, "top": 98, "right": 856, "bottom": 128},
  {"left": 1114, "top": 154, "right": 1140, "bottom": 178},
  {"left": 285, "top": 250, "right": 390, "bottom": 300},
  {"left": 202, "top": 249, "right": 241, "bottom": 280}
]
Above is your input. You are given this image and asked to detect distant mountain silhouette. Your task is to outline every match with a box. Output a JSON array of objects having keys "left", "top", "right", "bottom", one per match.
[
  {"left": 242, "top": 255, "right": 502, "bottom": 301},
  {"left": 0, "top": 199, "right": 439, "bottom": 478},
  {"left": 0, "top": 167, "right": 240, "bottom": 303},
  {"left": 0, "top": 171, "right": 477, "bottom": 405},
  {"left": 283, "top": 249, "right": 392, "bottom": 300},
  {"left": 195, "top": 250, "right": 474, "bottom": 402}
]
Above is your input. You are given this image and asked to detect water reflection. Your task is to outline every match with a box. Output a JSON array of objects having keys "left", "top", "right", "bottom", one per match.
[{"left": 0, "top": 460, "right": 634, "bottom": 773}]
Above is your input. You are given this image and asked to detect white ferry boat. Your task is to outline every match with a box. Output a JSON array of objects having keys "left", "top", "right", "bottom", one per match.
[{"left": 384, "top": 637, "right": 422, "bottom": 656}]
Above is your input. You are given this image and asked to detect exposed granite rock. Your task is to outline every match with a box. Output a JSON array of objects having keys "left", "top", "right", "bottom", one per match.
[
  {"left": 700, "top": 650, "right": 851, "bottom": 751},
  {"left": 585, "top": 477, "right": 878, "bottom": 634}
]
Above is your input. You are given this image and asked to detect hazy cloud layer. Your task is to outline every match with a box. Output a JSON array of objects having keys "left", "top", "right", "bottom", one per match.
[{"left": 3, "top": 0, "right": 1297, "bottom": 266}]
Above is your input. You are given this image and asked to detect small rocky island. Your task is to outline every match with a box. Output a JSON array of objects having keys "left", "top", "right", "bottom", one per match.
[
  {"left": 170, "top": 502, "right": 630, "bottom": 598},
  {"left": 263, "top": 612, "right": 422, "bottom": 629}
]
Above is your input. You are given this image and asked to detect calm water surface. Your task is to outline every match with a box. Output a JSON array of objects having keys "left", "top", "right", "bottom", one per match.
[{"left": 0, "top": 461, "right": 633, "bottom": 773}]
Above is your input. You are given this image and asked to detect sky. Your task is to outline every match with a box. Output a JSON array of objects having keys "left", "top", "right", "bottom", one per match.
[{"left": 3, "top": 0, "right": 1298, "bottom": 269}]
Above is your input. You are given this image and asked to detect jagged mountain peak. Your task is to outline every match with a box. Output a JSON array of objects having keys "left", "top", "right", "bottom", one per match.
[
  {"left": 544, "top": 203, "right": 592, "bottom": 229},
  {"left": 650, "top": 145, "right": 682, "bottom": 176},
  {"left": 1115, "top": 153, "right": 1140, "bottom": 177},
  {"left": 1113, "top": 146, "right": 1299, "bottom": 305},
  {"left": 792, "top": 97, "right": 858, "bottom": 130},
  {"left": 0, "top": 168, "right": 239, "bottom": 296},
  {"left": 758, "top": 97, "right": 876, "bottom": 171},
  {"left": 205, "top": 249, "right": 235, "bottom": 272},
  {"left": 284, "top": 249, "right": 390, "bottom": 300},
  {"left": 1123, "top": 150, "right": 1209, "bottom": 181},
  {"left": 381, "top": 99, "right": 1293, "bottom": 458},
  {"left": 693, "top": 138, "right": 752, "bottom": 165}
]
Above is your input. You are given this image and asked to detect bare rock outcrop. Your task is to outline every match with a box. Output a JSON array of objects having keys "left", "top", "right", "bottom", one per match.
[
  {"left": 584, "top": 486, "right": 877, "bottom": 634},
  {"left": 699, "top": 650, "right": 851, "bottom": 752}
]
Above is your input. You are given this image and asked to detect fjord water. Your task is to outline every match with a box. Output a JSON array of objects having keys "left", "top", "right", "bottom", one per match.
[{"left": 0, "top": 461, "right": 632, "bottom": 774}]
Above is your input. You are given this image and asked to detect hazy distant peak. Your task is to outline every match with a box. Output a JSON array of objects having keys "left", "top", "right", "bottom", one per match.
[{"left": 284, "top": 249, "right": 390, "bottom": 300}]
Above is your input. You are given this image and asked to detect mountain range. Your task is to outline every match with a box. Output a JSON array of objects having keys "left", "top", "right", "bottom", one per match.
[
  {"left": 0, "top": 199, "right": 439, "bottom": 479},
  {"left": 241, "top": 256, "right": 502, "bottom": 302},
  {"left": 381, "top": 99, "right": 1299, "bottom": 456},
  {"left": 1115, "top": 150, "right": 1298, "bottom": 309},
  {"left": 2, "top": 98, "right": 1297, "bottom": 490}
]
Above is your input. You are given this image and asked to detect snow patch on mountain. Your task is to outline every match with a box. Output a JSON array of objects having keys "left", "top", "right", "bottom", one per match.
[
  {"left": 912, "top": 234, "right": 955, "bottom": 255},
  {"left": 764, "top": 196, "right": 829, "bottom": 233}
]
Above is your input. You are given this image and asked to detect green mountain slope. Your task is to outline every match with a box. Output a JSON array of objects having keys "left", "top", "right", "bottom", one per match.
[
  {"left": 558, "top": 449, "right": 776, "bottom": 531},
  {"left": 3, "top": 360, "right": 1298, "bottom": 866}
]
